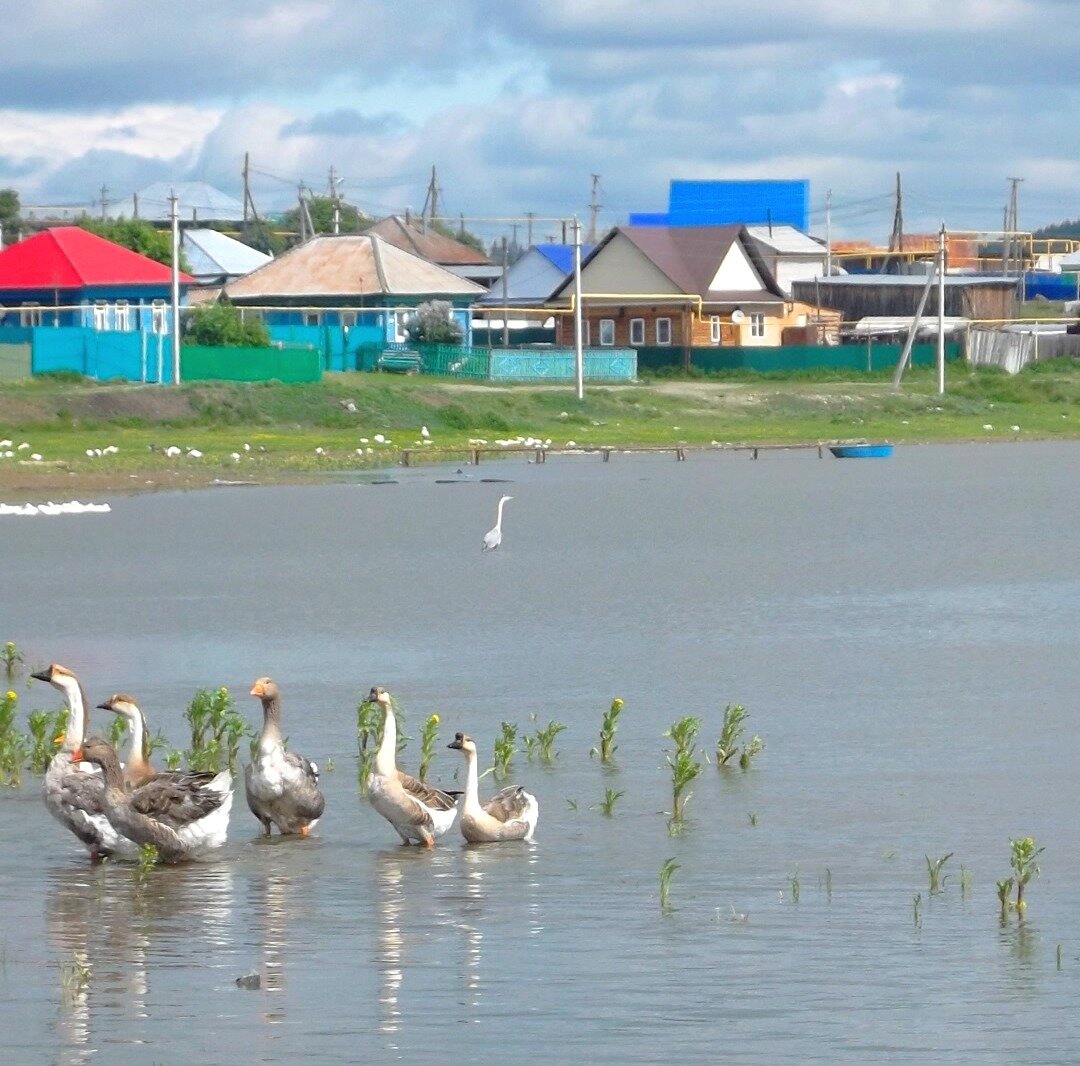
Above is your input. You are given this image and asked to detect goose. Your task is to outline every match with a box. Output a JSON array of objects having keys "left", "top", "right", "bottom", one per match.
[
  {"left": 482, "top": 495, "right": 513, "bottom": 551},
  {"left": 447, "top": 733, "right": 539, "bottom": 843},
  {"left": 367, "top": 686, "right": 458, "bottom": 847},
  {"left": 31, "top": 664, "right": 139, "bottom": 861},
  {"left": 72, "top": 736, "right": 233, "bottom": 863},
  {"left": 245, "top": 677, "right": 325, "bottom": 836}
]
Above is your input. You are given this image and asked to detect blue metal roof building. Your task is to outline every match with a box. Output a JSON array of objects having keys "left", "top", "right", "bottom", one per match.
[{"left": 631, "top": 179, "right": 810, "bottom": 231}]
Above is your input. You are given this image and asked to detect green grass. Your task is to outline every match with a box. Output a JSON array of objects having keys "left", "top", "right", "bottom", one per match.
[{"left": 1, "top": 362, "right": 1077, "bottom": 489}]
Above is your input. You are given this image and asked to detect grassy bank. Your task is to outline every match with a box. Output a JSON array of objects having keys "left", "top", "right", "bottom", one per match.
[{"left": 0, "top": 361, "right": 1077, "bottom": 496}]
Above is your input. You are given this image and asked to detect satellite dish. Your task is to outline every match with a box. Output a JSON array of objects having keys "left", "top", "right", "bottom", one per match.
[{"left": 730, "top": 309, "right": 745, "bottom": 324}]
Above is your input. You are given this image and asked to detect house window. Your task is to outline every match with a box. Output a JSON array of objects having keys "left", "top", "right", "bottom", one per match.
[
  {"left": 340, "top": 311, "right": 357, "bottom": 328},
  {"left": 151, "top": 300, "right": 167, "bottom": 334},
  {"left": 304, "top": 311, "right": 321, "bottom": 327},
  {"left": 19, "top": 302, "right": 43, "bottom": 327},
  {"left": 710, "top": 315, "right": 721, "bottom": 345},
  {"left": 93, "top": 301, "right": 109, "bottom": 331},
  {"left": 656, "top": 317, "right": 672, "bottom": 345},
  {"left": 114, "top": 301, "right": 130, "bottom": 331},
  {"left": 750, "top": 313, "right": 766, "bottom": 339},
  {"left": 629, "top": 318, "right": 644, "bottom": 346},
  {"left": 598, "top": 318, "right": 615, "bottom": 346},
  {"left": 393, "top": 312, "right": 408, "bottom": 343}
]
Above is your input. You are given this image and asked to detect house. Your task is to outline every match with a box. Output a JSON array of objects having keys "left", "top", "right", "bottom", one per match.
[
  {"left": 548, "top": 225, "right": 837, "bottom": 352},
  {"left": 0, "top": 225, "right": 189, "bottom": 332},
  {"left": 223, "top": 232, "right": 485, "bottom": 347},
  {"left": 182, "top": 228, "right": 272, "bottom": 302},
  {"left": 365, "top": 215, "right": 498, "bottom": 286},
  {"left": 744, "top": 225, "right": 831, "bottom": 297},
  {"left": 108, "top": 181, "right": 247, "bottom": 224}
]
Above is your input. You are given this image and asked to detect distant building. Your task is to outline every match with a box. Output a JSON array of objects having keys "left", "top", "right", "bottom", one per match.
[
  {"left": 108, "top": 182, "right": 246, "bottom": 223},
  {"left": 365, "top": 215, "right": 498, "bottom": 286},
  {"left": 476, "top": 243, "right": 593, "bottom": 307},
  {"left": 630, "top": 179, "right": 810, "bottom": 231},
  {"left": 744, "top": 225, "right": 830, "bottom": 297},
  {"left": 181, "top": 228, "right": 272, "bottom": 301}
]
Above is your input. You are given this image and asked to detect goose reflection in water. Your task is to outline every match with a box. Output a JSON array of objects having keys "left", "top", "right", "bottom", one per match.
[{"left": 44, "top": 860, "right": 236, "bottom": 1062}]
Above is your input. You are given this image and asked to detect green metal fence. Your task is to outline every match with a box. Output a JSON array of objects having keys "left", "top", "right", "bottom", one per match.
[
  {"left": 635, "top": 342, "right": 962, "bottom": 374},
  {"left": 181, "top": 344, "right": 322, "bottom": 383}
]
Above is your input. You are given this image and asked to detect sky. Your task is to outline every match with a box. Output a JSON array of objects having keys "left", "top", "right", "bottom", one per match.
[{"left": 3, "top": 0, "right": 1079, "bottom": 246}]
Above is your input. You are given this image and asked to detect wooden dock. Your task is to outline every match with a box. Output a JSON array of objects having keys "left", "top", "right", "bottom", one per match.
[{"left": 399, "top": 442, "right": 830, "bottom": 466}]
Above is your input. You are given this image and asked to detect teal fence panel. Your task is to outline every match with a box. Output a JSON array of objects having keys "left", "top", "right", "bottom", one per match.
[
  {"left": 490, "top": 348, "right": 636, "bottom": 382},
  {"left": 31, "top": 327, "right": 150, "bottom": 381}
]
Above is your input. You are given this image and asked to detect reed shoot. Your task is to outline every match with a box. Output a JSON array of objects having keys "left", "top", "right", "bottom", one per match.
[
  {"left": 134, "top": 843, "right": 160, "bottom": 883},
  {"left": 659, "top": 857, "right": 679, "bottom": 913},
  {"left": 0, "top": 690, "right": 27, "bottom": 787},
  {"left": 926, "top": 852, "right": 953, "bottom": 895},
  {"left": 184, "top": 687, "right": 251, "bottom": 773},
  {"left": 164, "top": 750, "right": 183, "bottom": 772},
  {"left": 959, "top": 865, "right": 973, "bottom": 899},
  {"left": 356, "top": 692, "right": 382, "bottom": 794},
  {"left": 996, "top": 878, "right": 1014, "bottom": 921},
  {"left": 534, "top": 720, "right": 566, "bottom": 763},
  {"left": 2, "top": 641, "right": 24, "bottom": 682},
  {"left": 716, "top": 704, "right": 749, "bottom": 765},
  {"left": 748, "top": 811, "right": 758, "bottom": 827},
  {"left": 26, "top": 706, "right": 67, "bottom": 774},
  {"left": 493, "top": 721, "right": 517, "bottom": 780},
  {"left": 825, "top": 867, "right": 833, "bottom": 902},
  {"left": 1010, "top": 836, "right": 1044, "bottom": 913},
  {"left": 598, "top": 787, "right": 624, "bottom": 817},
  {"left": 596, "top": 697, "right": 624, "bottom": 762},
  {"left": 418, "top": 714, "right": 440, "bottom": 782},
  {"left": 107, "top": 714, "right": 128, "bottom": 749},
  {"left": 913, "top": 893, "right": 922, "bottom": 928},
  {"left": 1058, "top": 944, "right": 1063, "bottom": 971},
  {"left": 665, "top": 715, "right": 700, "bottom": 757},
  {"left": 739, "top": 736, "right": 765, "bottom": 770},
  {"left": 790, "top": 867, "right": 801, "bottom": 904},
  {"left": 522, "top": 733, "right": 538, "bottom": 760},
  {"left": 665, "top": 716, "right": 702, "bottom": 831}
]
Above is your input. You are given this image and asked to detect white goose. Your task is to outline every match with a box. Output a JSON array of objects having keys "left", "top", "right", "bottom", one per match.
[
  {"left": 32, "top": 664, "right": 139, "bottom": 861},
  {"left": 367, "top": 686, "right": 458, "bottom": 847},
  {"left": 447, "top": 733, "right": 539, "bottom": 842},
  {"left": 482, "top": 495, "right": 513, "bottom": 551}
]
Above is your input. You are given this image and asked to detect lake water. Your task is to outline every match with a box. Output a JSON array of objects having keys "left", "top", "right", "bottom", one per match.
[{"left": 1, "top": 441, "right": 1078, "bottom": 1063}]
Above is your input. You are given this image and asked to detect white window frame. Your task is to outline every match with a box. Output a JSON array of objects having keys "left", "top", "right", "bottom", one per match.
[
  {"left": 19, "top": 302, "right": 43, "bottom": 327},
  {"left": 340, "top": 311, "right": 357, "bottom": 328},
  {"left": 598, "top": 318, "right": 615, "bottom": 346},
  {"left": 92, "top": 301, "right": 109, "bottom": 331},
  {"left": 750, "top": 312, "right": 766, "bottom": 339},
  {"left": 656, "top": 317, "right": 672, "bottom": 346},
  {"left": 304, "top": 311, "right": 322, "bottom": 327},
  {"left": 629, "top": 317, "right": 645, "bottom": 346},
  {"left": 151, "top": 300, "right": 167, "bottom": 335},
  {"left": 114, "top": 300, "right": 130, "bottom": 331},
  {"left": 710, "top": 315, "right": 721, "bottom": 345}
]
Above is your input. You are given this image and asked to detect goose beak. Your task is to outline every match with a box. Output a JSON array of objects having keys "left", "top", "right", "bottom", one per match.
[
  {"left": 447, "top": 736, "right": 463, "bottom": 750},
  {"left": 250, "top": 682, "right": 265, "bottom": 698},
  {"left": 96, "top": 700, "right": 113, "bottom": 711},
  {"left": 31, "top": 669, "right": 51, "bottom": 682},
  {"left": 71, "top": 747, "right": 84, "bottom": 762}
]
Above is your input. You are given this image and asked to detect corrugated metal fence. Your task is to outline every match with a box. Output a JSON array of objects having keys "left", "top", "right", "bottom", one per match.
[{"left": 968, "top": 329, "right": 1080, "bottom": 374}]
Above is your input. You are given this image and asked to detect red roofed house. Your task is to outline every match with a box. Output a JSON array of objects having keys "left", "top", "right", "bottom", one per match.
[{"left": 0, "top": 226, "right": 189, "bottom": 333}]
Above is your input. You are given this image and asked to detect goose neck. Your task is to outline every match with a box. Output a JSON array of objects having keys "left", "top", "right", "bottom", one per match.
[
  {"left": 374, "top": 704, "right": 397, "bottom": 775},
  {"left": 55, "top": 676, "right": 88, "bottom": 753}
]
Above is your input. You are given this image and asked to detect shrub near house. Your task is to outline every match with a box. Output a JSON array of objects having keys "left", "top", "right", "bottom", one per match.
[{"left": 185, "top": 303, "right": 270, "bottom": 347}]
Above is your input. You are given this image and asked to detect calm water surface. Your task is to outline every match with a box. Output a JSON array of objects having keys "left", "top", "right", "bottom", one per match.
[{"left": 1, "top": 441, "right": 1078, "bottom": 1063}]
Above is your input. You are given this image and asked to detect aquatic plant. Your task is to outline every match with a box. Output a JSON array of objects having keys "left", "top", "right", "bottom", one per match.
[
  {"left": 747, "top": 811, "right": 758, "bottom": 827},
  {"left": 566, "top": 798, "right": 579, "bottom": 811},
  {"left": 597, "top": 787, "right": 624, "bottom": 817},
  {"left": 595, "top": 697, "right": 624, "bottom": 762},
  {"left": 2, "top": 641, "right": 24, "bottom": 682},
  {"left": 1058, "top": 944, "right": 1063, "bottom": 971},
  {"left": 493, "top": 721, "right": 518, "bottom": 780},
  {"left": 59, "top": 951, "right": 92, "bottom": 994},
  {"left": 107, "top": 714, "right": 127, "bottom": 749},
  {"left": 134, "top": 844, "right": 160, "bottom": 884},
  {"left": 739, "top": 736, "right": 764, "bottom": 770},
  {"left": 665, "top": 716, "right": 702, "bottom": 832},
  {"left": 960, "top": 865, "right": 973, "bottom": 899},
  {"left": 325, "top": 756, "right": 335, "bottom": 773},
  {"left": 418, "top": 714, "right": 440, "bottom": 782},
  {"left": 665, "top": 715, "right": 700, "bottom": 757},
  {"left": 163, "top": 750, "right": 183, "bottom": 772},
  {"left": 522, "top": 733, "right": 538, "bottom": 761},
  {"left": 1010, "top": 836, "right": 1044, "bottom": 913},
  {"left": 356, "top": 692, "right": 382, "bottom": 794},
  {"left": 659, "top": 857, "right": 679, "bottom": 913},
  {"left": 0, "top": 690, "right": 27, "bottom": 787},
  {"left": 26, "top": 706, "right": 67, "bottom": 774},
  {"left": 534, "top": 720, "right": 566, "bottom": 763},
  {"left": 913, "top": 893, "right": 922, "bottom": 928},
  {"left": 790, "top": 867, "right": 801, "bottom": 904},
  {"left": 996, "top": 878, "right": 1014, "bottom": 922},
  {"left": 184, "top": 687, "right": 251, "bottom": 773},
  {"left": 716, "top": 704, "right": 749, "bottom": 766},
  {"left": 825, "top": 867, "right": 833, "bottom": 902},
  {"left": 926, "top": 852, "right": 953, "bottom": 895}
]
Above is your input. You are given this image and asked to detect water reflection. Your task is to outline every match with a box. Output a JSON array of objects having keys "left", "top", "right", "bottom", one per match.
[
  {"left": 373, "top": 851, "right": 406, "bottom": 1041},
  {"left": 44, "top": 860, "right": 236, "bottom": 1063}
]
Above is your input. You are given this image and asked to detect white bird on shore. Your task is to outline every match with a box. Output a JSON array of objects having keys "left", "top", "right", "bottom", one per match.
[
  {"left": 165, "top": 446, "right": 181, "bottom": 457},
  {"left": 482, "top": 495, "right": 513, "bottom": 552},
  {"left": 187, "top": 449, "right": 203, "bottom": 459},
  {"left": 421, "top": 425, "right": 430, "bottom": 439}
]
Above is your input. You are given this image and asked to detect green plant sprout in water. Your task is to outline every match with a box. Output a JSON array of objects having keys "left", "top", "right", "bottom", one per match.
[
  {"left": 960, "top": 865, "right": 973, "bottom": 899},
  {"left": 418, "top": 714, "right": 440, "bottom": 782},
  {"left": 748, "top": 811, "right": 758, "bottom": 827},
  {"left": 597, "top": 788, "right": 625, "bottom": 817},
  {"left": 716, "top": 704, "right": 749, "bottom": 765},
  {"left": 493, "top": 721, "right": 518, "bottom": 780},
  {"left": 665, "top": 715, "right": 700, "bottom": 757},
  {"left": 913, "top": 893, "right": 922, "bottom": 928},
  {"left": 595, "top": 697, "right": 624, "bottom": 762},
  {"left": 1010, "top": 836, "right": 1045, "bottom": 914},
  {"left": 665, "top": 716, "right": 702, "bottom": 833},
  {"left": 659, "top": 857, "right": 679, "bottom": 913},
  {"left": 184, "top": 687, "right": 251, "bottom": 773},
  {"left": 355, "top": 691, "right": 386, "bottom": 795},
  {"left": 27, "top": 707, "right": 68, "bottom": 774},
  {"left": 534, "top": 720, "right": 566, "bottom": 763},
  {"left": 739, "top": 736, "right": 764, "bottom": 770},
  {"left": 926, "top": 852, "right": 953, "bottom": 895},
  {"left": 790, "top": 867, "right": 801, "bottom": 904},
  {"left": 522, "top": 733, "right": 538, "bottom": 761},
  {"left": 134, "top": 843, "right": 160, "bottom": 883},
  {"left": 0, "top": 690, "right": 27, "bottom": 787},
  {"left": 996, "top": 878, "right": 1015, "bottom": 922},
  {"left": 2, "top": 642, "right": 24, "bottom": 682},
  {"left": 163, "top": 750, "right": 184, "bottom": 772},
  {"left": 107, "top": 713, "right": 128, "bottom": 750}
]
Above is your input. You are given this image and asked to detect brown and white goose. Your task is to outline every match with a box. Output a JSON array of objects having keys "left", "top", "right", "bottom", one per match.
[
  {"left": 245, "top": 677, "right": 325, "bottom": 836},
  {"left": 447, "top": 733, "right": 539, "bottom": 842},
  {"left": 32, "top": 663, "right": 139, "bottom": 861},
  {"left": 72, "top": 736, "right": 233, "bottom": 863},
  {"left": 367, "top": 686, "right": 458, "bottom": 847}
]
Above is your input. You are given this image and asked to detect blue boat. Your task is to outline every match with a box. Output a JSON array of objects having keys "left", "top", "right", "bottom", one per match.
[{"left": 829, "top": 443, "right": 894, "bottom": 459}]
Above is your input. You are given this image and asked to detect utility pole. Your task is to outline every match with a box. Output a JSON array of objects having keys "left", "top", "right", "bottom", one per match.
[
  {"left": 421, "top": 165, "right": 439, "bottom": 226},
  {"left": 573, "top": 217, "right": 584, "bottom": 401},
  {"left": 501, "top": 236, "right": 509, "bottom": 349},
  {"left": 936, "top": 223, "right": 946, "bottom": 395},
  {"left": 169, "top": 191, "right": 181, "bottom": 386},
  {"left": 825, "top": 188, "right": 832, "bottom": 277},
  {"left": 133, "top": 192, "right": 139, "bottom": 220},
  {"left": 887, "top": 171, "right": 904, "bottom": 255},
  {"left": 587, "top": 174, "right": 602, "bottom": 244},
  {"left": 1005, "top": 176, "right": 1024, "bottom": 277},
  {"left": 526, "top": 211, "right": 534, "bottom": 247},
  {"left": 242, "top": 152, "right": 262, "bottom": 232},
  {"left": 328, "top": 166, "right": 341, "bottom": 234},
  {"left": 100, "top": 185, "right": 109, "bottom": 221}
]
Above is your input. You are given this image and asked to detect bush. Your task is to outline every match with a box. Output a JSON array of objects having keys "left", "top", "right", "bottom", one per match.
[
  {"left": 404, "top": 300, "right": 463, "bottom": 345},
  {"left": 184, "top": 303, "right": 271, "bottom": 348}
]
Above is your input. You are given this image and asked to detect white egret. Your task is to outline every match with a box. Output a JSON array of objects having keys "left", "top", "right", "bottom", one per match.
[{"left": 482, "top": 495, "right": 513, "bottom": 552}]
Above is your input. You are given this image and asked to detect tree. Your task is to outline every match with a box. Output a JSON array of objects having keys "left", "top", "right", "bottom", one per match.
[
  {"left": 429, "top": 217, "right": 486, "bottom": 255},
  {"left": 77, "top": 217, "right": 187, "bottom": 270},
  {"left": 282, "top": 195, "right": 373, "bottom": 240},
  {"left": 0, "top": 189, "right": 22, "bottom": 243},
  {"left": 404, "top": 300, "right": 463, "bottom": 345},
  {"left": 184, "top": 302, "right": 270, "bottom": 347}
]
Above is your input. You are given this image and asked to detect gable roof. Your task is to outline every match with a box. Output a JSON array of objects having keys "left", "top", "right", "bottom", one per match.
[
  {"left": 224, "top": 234, "right": 486, "bottom": 300},
  {"left": 182, "top": 228, "right": 272, "bottom": 280},
  {"left": 535, "top": 243, "right": 594, "bottom": 274},
  {"left": 745, "top": 225, "right": 826, "bottom": 256},
  {"left": 0, "top": 226, "right": 190, "bottom": 290},
  {"left": 553, "top": 225, "right": 786, "bottom": 303},
  {"left": 366, "top": 216, "right": 491, "bottom": 266},
  {"left": 110, "top": 182, "right": 246, "bottom": 222}
]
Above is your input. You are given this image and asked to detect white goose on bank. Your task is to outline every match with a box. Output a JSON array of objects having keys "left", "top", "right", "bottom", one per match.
[
  {"left": 245, "top": 677, "right": 325, "bottom": 836},
  {"left": 367, "top": 686, "right": 458, "bottom": 847},
  {"left": 447, "top": 733, "right": 539, "bottom": 842},
  {"left": 482, "top": 495, "right": 513, "bottom": 551},
  {"left": 32, "top": 664, "right": 139, "bottom": 861},
  {"left": 72, "top": 737, "right": 233, "bottom": 863}
]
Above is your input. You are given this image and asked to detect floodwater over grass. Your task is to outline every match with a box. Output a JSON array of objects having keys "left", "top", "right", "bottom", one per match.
[{"left": 1, "top": 441, "right": 1078, "bottom": 1062}]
